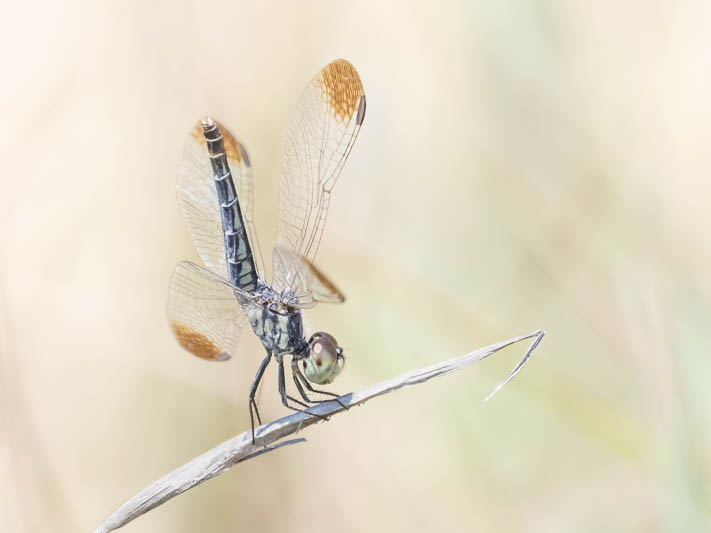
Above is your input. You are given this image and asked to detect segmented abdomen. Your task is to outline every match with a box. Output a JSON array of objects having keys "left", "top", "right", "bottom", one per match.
[{"left": 201, "top": 118, "right": 259, "bottom": 292}]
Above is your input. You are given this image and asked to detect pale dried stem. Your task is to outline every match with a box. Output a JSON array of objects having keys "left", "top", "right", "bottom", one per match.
[{"left": 94, "top": 329, "right": 545, "bottom": 533}]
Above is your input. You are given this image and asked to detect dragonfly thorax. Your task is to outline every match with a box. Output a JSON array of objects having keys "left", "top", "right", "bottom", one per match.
[{"left": 245, "top": 283, "right": 308, "bottom": 357}]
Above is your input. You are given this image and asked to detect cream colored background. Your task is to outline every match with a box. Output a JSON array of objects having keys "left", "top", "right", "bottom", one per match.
[{"left": 1, "top": 1, "right": 710, "bottom": 532}]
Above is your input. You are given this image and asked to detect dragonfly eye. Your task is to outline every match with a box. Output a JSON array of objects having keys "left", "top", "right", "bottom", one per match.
[{"left": 303, "top": 332, "right": 344, "bottom": 385}]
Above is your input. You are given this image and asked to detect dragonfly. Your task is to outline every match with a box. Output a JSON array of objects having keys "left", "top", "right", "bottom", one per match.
[{"left": 167, "top": 59, "right": 366, "bottom": 442}]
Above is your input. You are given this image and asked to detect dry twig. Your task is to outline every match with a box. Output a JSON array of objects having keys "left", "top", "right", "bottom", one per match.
[{"left": 94, "top": 329, "right": 545, "bottom": 533}]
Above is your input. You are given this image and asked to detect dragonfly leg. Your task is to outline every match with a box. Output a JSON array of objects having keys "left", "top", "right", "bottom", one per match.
[
  {"left": 290, "top": 362, "right": 315, "bottom": 404},
  {"left": 277, "top": 357, "right": 329, "bottom": 421},
  {"left": 249, "top": 351, "right": 272, "bottom": 444},
  {"left": 291, "top": 358, "right": 349, "bottom": 410}
]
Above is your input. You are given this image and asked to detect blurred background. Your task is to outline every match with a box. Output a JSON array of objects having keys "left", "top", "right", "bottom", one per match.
[{"left": 1, "top": 1, "right": 710, "bottom": 531}]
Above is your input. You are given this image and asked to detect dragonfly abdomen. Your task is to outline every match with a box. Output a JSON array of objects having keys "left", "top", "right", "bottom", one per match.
[{"left": 201, "top": 117, "right": 259, "bottom": 293}]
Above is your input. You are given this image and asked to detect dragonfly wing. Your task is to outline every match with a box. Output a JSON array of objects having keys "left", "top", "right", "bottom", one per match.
[
  {"left": 275, "top": 59, "right": 366, "bottom": 269},
  {"left": 177, "top": 120, "right": 264, "bottom": 280},
  {"left": 167, "top": 261, "right": 252, "bottom": 361},
  {"left": 272, "top": 244, "right": 345, "bottom": 308}
]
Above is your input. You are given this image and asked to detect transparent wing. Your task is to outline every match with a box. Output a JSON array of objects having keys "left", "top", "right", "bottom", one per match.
[
  {"left": 177, "top": 119, "right": 264, "bottom": 280},
  {"left": 167, "top": 261, "right": 254, "bottom": 361},
  {"left": 275, "top": 59, "right": 366, "bottom": 268},
  {"left": 272, "top": 244, "right": 345, "bottom": 308}
]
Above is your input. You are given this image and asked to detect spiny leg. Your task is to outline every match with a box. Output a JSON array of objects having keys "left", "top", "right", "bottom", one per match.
[
  {"left": 290, "top": 362, "right": 315, "bottom": 404},
  {"left": 277, "top": 357, "right": 328, "bottom": 421},
  {"left": 249, "top": 350, "right": 272, "bottom": 443},
  {"left": 291, "top": 370, "right": 348, "bottom": 412},
  {"left": 277, "top": 357, "right": 314, "bottom": 409},
  {"left": 291, "top": 358, "right": 348, "bottom": 410},
  {"left": 292, "top": 359, "right": 343, "bottom": 401}
]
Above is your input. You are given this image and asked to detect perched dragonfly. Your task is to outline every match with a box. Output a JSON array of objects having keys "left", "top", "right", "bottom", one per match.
[{"left": 167, "top": 59, "right": 366, "bottom": 442}]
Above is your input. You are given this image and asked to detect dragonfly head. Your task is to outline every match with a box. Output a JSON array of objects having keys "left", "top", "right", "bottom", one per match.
[{"left": 302, "top": 332, "right": 345, "bottom": 385}]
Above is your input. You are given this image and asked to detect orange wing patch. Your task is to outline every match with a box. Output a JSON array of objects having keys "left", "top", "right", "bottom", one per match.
[
  {"left": 316, "top": 59, "right": 363, "bottom": 122},
  {"left": 301, "top": 257, "right": 346, "bottom": 303},
  {"left": 189, "top": 119, "right": 244, "bottom": 165},
  {"left": 189, "top": 121, "right": 208, "bottom": 147},
  {"left": 304, "top": 258, "right": 345, "bottom": 303},
  {"left": 170, "top": 321, "right": 230, "bottom": 361},
  {"left": 221, "top": 125, "right": 245, "bottom": 165}
]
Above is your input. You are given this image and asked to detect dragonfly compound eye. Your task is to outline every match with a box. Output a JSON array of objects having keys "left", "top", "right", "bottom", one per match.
[{"left": 303, "top": 332, "right": 345, "bottom": 385}]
